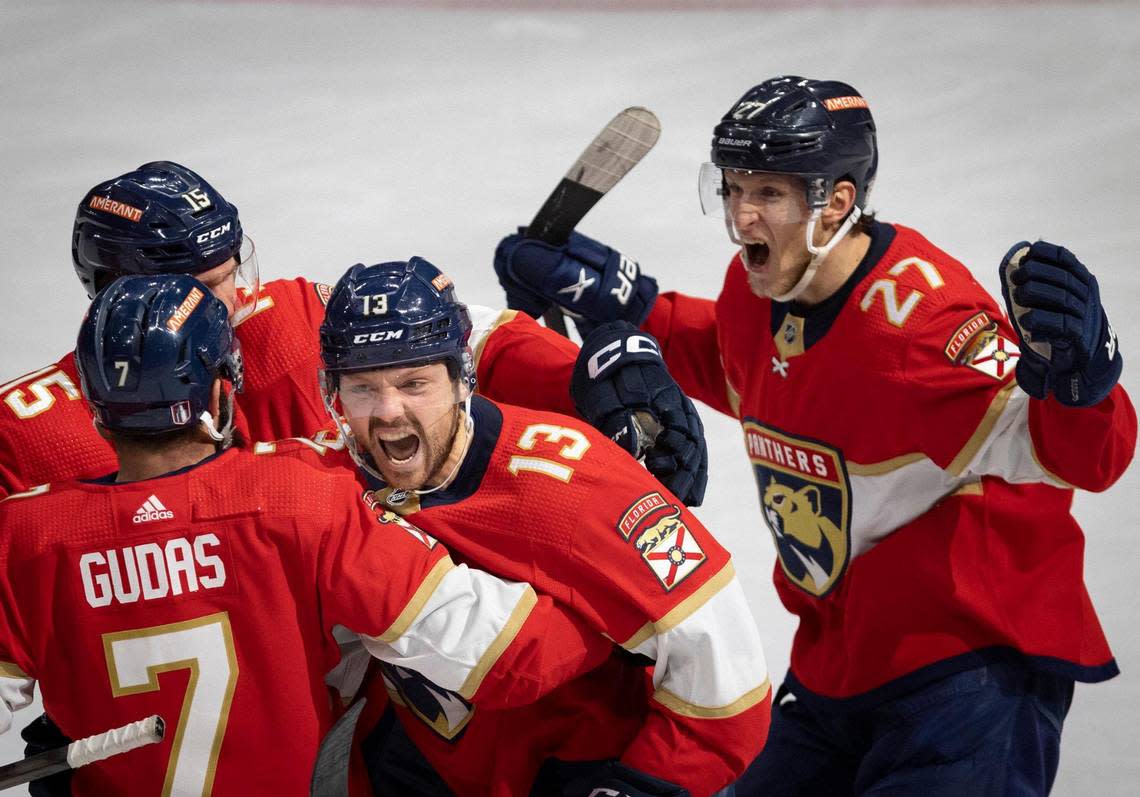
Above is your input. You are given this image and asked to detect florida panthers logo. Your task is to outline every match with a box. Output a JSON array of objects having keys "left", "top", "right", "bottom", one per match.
[{"left": 744, "top": 420, "right": 851, "bottom": 597}]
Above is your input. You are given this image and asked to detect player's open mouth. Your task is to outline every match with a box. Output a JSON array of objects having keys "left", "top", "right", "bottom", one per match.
[
  {"left": 745, "top": 242, "right": 770, "bottom": 269},
  {"left": 378, "top": 434, "right": 420, "bottom": 464}
]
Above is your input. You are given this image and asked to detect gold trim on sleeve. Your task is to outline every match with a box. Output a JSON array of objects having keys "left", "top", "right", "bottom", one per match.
[
  {"left": 947, "top": 380, "right": 1018, "bottom": 476},
  {"left": 374, "top": 556, "right": 456, "bottom": 644},
  {"left": 620, "top": 561, "right": 736, "bottom": 651},
  {"left": 0, "top": 661, "right": 29, "bottom": 678},
  {"left": 652, "top": 677, "right": 772, "bottom": 719},
  {"left": 457, "top": 585, "right": 538, "bottom": 700}
]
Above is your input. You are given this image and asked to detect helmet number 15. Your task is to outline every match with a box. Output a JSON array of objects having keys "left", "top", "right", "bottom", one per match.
[{"left": 181, "top": 189, "right": 212, "bottom": 212}]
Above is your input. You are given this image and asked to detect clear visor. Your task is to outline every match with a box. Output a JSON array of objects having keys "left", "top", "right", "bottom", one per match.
[
  {"left": 319, "top": 359, "right": 474, "bottom": 484},
  {"left": 698, "top": 163, "right": 813, "bottom": 226},
  {"left": 230, "top": 235, "right": 261, "bottom": 325}
]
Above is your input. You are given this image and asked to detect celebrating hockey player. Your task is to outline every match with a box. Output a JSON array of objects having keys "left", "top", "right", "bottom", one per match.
[
  {"left": 0, "top": 274, "right": 613, "bottom": 795},
  {"left": 307, "top": 257, "right": 770, "bottom": 797},
  {"left": 0, "top": 160, "right": 705, "bottom": 507},
  {"left": 493, "top": 75, "right": 1137, "bottom": 794}
]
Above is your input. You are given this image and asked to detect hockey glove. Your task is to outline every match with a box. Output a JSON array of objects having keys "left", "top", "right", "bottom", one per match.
[
  {"left": 494, "top": 228, "right": 658, "bottom": 334},
  {"left": 1000, "top": 240, "right": 1122, "bottom": 407},
  {"left": 557, "top": 759, "right": 689, "bottom": 797},
  {"left": 22, "top": 713, "right": 74, "bottom": 797},
  {"left": 572, "top": 322, "right": 708, "bottom": 506}
]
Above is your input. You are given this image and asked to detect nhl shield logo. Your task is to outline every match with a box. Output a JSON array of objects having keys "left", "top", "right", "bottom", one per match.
[
  {"left": 169, "top": 400, "right": 192, "bottom": 426},
  {"left": 743, "top": 420, "right": 851, "bottom": 598}
]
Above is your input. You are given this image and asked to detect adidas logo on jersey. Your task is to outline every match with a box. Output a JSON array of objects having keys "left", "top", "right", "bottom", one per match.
[{"left": 133, "top": 495, "right": 174, "bottom": 524}]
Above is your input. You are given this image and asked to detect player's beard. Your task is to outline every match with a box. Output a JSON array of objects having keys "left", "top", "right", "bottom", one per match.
[{"left": 364, "top": 404, "right": 463, "bottom": 491}]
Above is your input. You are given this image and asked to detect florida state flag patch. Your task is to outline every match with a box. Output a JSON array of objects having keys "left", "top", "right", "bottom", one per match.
[
  {"left": 964, "top": 328, "right": 1020, "bottom": 381},
  {"left": 619, "top": 492, "right": 705, "bottom": 591}
]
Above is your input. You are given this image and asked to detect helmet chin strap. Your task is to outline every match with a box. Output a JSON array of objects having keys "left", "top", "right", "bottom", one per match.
[
  {"left": 413, "top": 395, "right": 474, "bottom": 496},
  {"left": 199, "top": 387, "right": 237, "bottom": 446},
  {"left": 766, "top": 205, "right": 862, "bottom": 303}
]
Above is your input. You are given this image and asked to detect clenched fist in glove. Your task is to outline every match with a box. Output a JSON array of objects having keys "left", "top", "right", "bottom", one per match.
[
  {"left": 571, "top": 322, "right": 708, "bottom": 506},
  {"left": 999, "top": 240, "right": 1122, "bottom": 407},
  {"left": 494, "top": 229, "right": 658, "bottom": 335}
]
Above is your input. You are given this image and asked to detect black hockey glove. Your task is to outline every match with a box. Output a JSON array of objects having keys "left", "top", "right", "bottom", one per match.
[
  {"left": 495, "top": 228, "right": 658, "bottom": 335},
  {"left": 571, "top": 322, "right": 708, "bottom": 506},
  {"left": 21, "top": 713, "right": 74, "bottom": 797},
  {"left": 999, "top": 240, "right": 1122, "bottom": 407}
]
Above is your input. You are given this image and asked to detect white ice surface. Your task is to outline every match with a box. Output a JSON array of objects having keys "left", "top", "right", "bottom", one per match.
[{"left": 1, "top": 1, "right": 1138, "bottom": 794}]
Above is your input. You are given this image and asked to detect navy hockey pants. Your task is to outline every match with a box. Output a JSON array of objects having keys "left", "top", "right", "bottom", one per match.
[{"left": 730, "top": 661, "right": 1074, "bottom": 796}]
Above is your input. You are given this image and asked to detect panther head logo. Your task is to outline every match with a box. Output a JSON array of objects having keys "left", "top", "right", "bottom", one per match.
[{"left": 762, "top": 477, "right": 847, "bottom": 594}]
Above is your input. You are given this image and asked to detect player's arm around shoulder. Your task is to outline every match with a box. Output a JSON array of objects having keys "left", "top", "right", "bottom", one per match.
[{"left": 303, "top": 460, "right": 612, "bottom": 711}]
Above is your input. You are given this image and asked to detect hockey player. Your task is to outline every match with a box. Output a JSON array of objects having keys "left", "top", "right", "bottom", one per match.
[
  {"left": 0, "top": 161, "right": 706, "bottom": 506},
  {"left": 0, "top": 274, "right": 612, "bottom": 796},
  {"left": 307, "top": 257, "right": 771, "bottom": 797},
  {"left": 312, "top": 258, "right": 770, "bottom": 793},
  {"left": 493, "top": 76, "right": 1137, "bottom": 794}
]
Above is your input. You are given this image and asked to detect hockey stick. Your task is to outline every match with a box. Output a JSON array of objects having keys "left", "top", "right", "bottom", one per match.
[
  {"left": 526, "top": 107, "right": 661, "bottom": 337},
  {"left": 309, "top": 697, "right": 367, "bottom": 797},
  {"left": 0, "top": 715, "right": 164, "bottom": 791}
]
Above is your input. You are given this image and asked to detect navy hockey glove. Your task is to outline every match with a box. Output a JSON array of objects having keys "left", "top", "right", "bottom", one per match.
[
  {"left": 495, "top": 228, "right": 658, "bottom": 334},
  {"left": 571, "top": 322, "right": 708, "bottom": 506},
  {"left": 559, "top": 760, "right": 689, "bottom": 797},
  {"left": 999, "top": 240, "right": 1122, "bottom": 407},
  {"left": 21, "top": 713, "right": 73, "bottom": 797}
]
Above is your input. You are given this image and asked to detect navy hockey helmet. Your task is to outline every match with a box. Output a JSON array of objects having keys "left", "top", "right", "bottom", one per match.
[
  {"left": 72, "top": 161, "right": 245, "bottom": 299},
  {"left": 76, "top": 274, "right": 244, "bottom": 437},
  {"left": 319, "top": 257, "right": 476, "bottom": 392},
  {"left": 707, "top": 76, "right": 878, "bottom": 210}
]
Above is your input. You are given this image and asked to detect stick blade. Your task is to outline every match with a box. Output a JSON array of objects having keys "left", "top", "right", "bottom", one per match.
[{"left": 565, "top": 106, "right": 662, "bottom": 193}]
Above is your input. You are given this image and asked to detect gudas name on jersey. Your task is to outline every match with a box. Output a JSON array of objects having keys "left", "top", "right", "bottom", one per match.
[{"left": 80, "top": 533, "right": 226, "bottom": 608}]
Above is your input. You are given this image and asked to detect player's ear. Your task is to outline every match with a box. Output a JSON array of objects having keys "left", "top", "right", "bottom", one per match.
[{"left": 821, "top": 180, "right": 857, "bottom": 229}]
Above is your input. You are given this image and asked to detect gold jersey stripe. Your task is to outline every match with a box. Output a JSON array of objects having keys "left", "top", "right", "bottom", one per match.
[
  {"left": 0, "top": 661, "right": 29, "bottom": 678},
  {"left": 1030, "top": 440, "right": 1075, "bottom": 489},
  {"left": 725, "top": 375, "right": 742, "bottom": 419},
  {"left": 620, "top": 561, "right": 736, "bottom": 651},
  {"left": 846, "top": 452, "right": 927, "bottom": 476},
  {"left": 458, "top": 585, "right": 538, "bottom": 700},
  {"left": 947, "top": 380, "right": 1018, "bottom": 476},
  {"left": 652, "top": 677, "right": 772, "bottom": 719},
  {"left": 373, "top": 556, "right": 456, "bottom": 644}
]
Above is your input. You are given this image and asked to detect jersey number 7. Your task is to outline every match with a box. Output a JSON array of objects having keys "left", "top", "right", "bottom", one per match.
[{"left": 103, "top": 613, "right": 237, "bottom": 796}]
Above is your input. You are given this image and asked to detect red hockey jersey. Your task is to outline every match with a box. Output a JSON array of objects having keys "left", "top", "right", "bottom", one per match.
[
  {"left": 0, "top": 286, "right": 575, "bottom": 499},
  {"left": 643, "top": 222, "right": 1136, "bottom": 702},
  {"left": 279, "top": 396, "right": 772, "bottom": 796},
  {"left": 0, "top": 447, "right": 610, "bottom": 796}
]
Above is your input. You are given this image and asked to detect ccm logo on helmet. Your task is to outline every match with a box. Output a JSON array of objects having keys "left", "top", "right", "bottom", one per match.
[
  {"left": 352, "top": 330, "right": 404, "bottom": 344},
  {"left": 588, "top": 334, "right": 660, "bottom": 378},
  {"left": 196, "top": 222, "right": 232, "bottom": 244}
]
